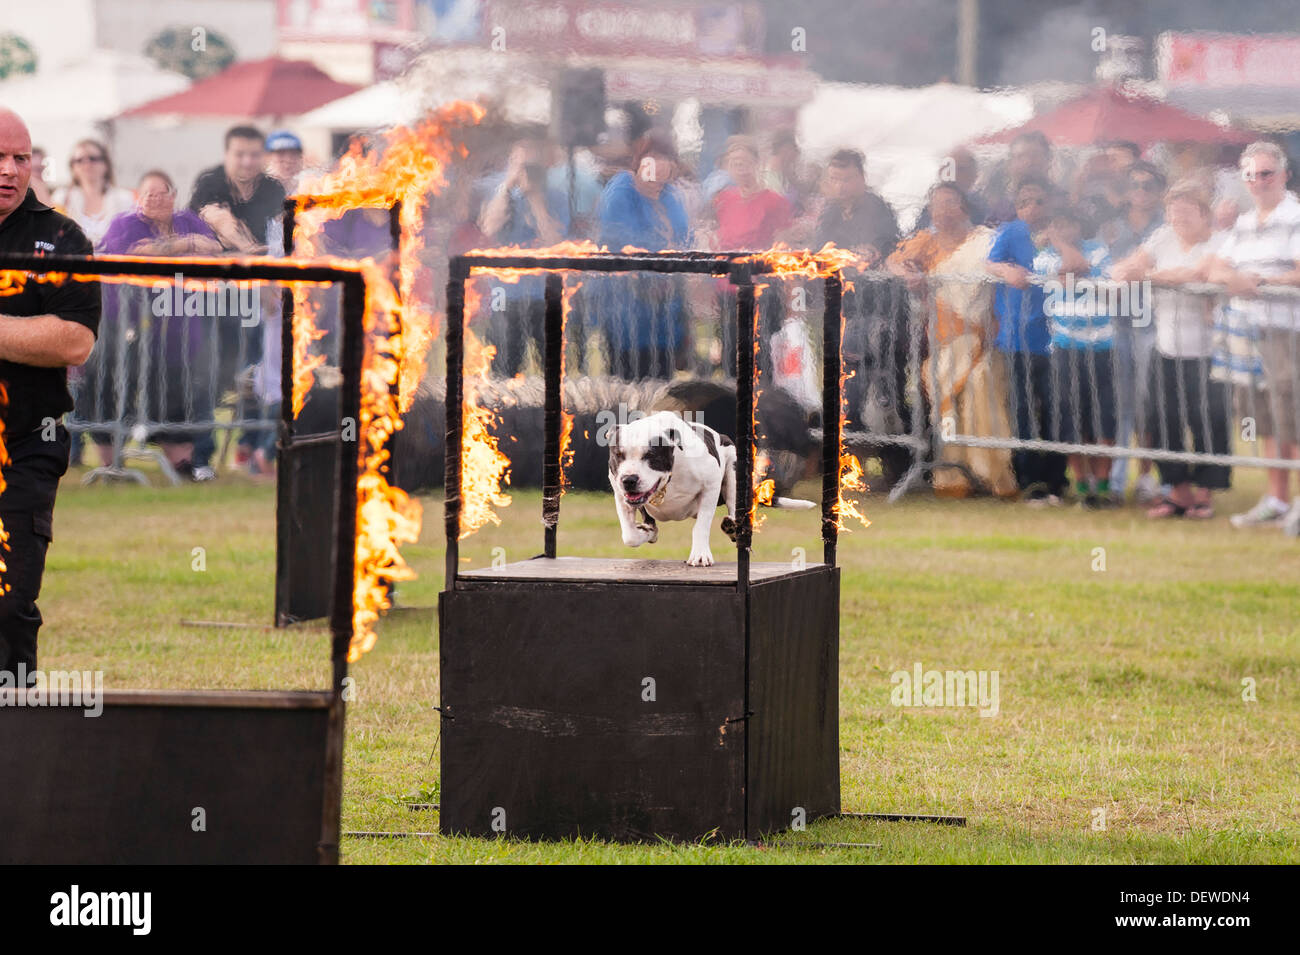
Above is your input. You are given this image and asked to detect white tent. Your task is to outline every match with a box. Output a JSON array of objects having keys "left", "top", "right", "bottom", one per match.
[
  {"left": 293, "top": 81, "right": 424, "bottom": 159},
  {"left": 295, "top": 50, "right": 552, "bottom": 161},
  {"left": 798, "top": 82, "right": 1034, "bottom": 229},
  {"left": 1, "top": 50, "right": 190, "bottom": 189}
]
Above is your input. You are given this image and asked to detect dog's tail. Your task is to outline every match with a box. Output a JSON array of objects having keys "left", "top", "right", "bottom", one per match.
[{"left": 766, "top": 497, "right": 816, "bottom": 510}]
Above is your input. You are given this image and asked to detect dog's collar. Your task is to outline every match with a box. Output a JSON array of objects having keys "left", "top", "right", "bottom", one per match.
[{"left": 648, "top": 474, "right": 670, "bottom": 507}]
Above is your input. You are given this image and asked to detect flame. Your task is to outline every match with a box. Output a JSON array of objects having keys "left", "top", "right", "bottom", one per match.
[
  {"left": 463, "top": 239, "right": 604, "bottom": 259},
  {"left": 738, "top": 247, "right": 872, "bottom": 533},
  {"left": 349, "top": 259, "right": 422, "bottom": 660},
  {"left": 1, "top": 254, "right": 428, "bottom": 661},
  {"left": 750, "top": 318, "right": 769, "bottom": 531},
  {"left": 285, "top": 102, "right": 486, "bottom": 658},
  {"left": 835, "top": 314, "right": 871, "bottom": 531},
  {"left": 450, "top": 247, "right": 601, "bottom": 523},
  {"left": 835, "top": 449, "right": 871, "bottom": 531},
  {"left": 558, "top": 278, "right": 582, "bottom": 489},
  {"left": 296, "top": 100, "right": 485, "bottom": 412},
  {"left": 290, "top": 289, "right": 327, "bottom": 416},
  {"left": 743, "top": 243, "right": 867, "bottom": 280},
  {"left": 458, "top": 328, "right": 512, "bottom": 538},
  {"left": 0, "top": 261, "right": 336, "bottom": 295}
]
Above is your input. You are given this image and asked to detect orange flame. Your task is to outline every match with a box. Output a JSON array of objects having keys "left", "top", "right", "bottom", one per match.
[
  {"left": 741, "top": 246, "right": 871, "bottom": 532},
  {"left": 296, "top": 100, "right": 485, "bottom": 412},
  {"left": 285, "top": 102, "right": 485, "bottom": 658},
  {"left": 290, "top": 289, "right": 327, "bottom": 417},
  {"left": 450, "top": 245, "right": 604, "bottom": 527},
  {"left": 458, "top": 328, "right": 513, "bottom": 538},
  {"left": 0, "top": 258, "right": 426, "bottom": 658},
  {"left": 350, "top": 259, "right": 422, "bottom": 659},
  {"left": 835, "top": 449, "right": 871, "bottom": 531},
  {"left": 558, "top": 278, "right": 583, "bottom": 489},
  {"left": 836, "top": 315, "right": 871, "bottom": 531},
  {"left": 463, "top": 239, "right": 604, "bottom": 259},
  {"left": 743, "top": 242, "right": 867, "bottom": 280},
  {"left": 750, "top": 318, "right": 769, "bottom": 531}
]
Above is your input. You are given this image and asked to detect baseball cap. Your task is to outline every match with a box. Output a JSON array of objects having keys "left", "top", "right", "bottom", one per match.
[{"left": 265, "top": 130, "right": 303, "bottom": 153}]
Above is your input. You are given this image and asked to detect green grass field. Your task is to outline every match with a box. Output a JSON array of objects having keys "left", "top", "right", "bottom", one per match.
[{"left": 36, "top": 464, "right": 1300, "bottom": 864}]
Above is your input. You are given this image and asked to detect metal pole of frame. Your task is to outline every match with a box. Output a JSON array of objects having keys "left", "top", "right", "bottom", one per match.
[
  {"left": 387, "top": 201, "right": 402, "bottom": 262},
  {"left": 444, "top": 259, "right": 468, "bottom": 588},
  {"left": 822, "top": 272, "right": 843, "bottom": 567},
  {"left": 383, "top": 200, "right": 401, "bottom": 605},
  {"left": 275, "top": 198, "right": 297, "bottom": 625},
  {"left": 320, "top": 273, "right": 366, "bottom": 864},
  {"left": 734, "top": 268, "right": 756, "bottom": 593},
  {"left": 542, "top": 273, "right": 564, "bottom": 558}
]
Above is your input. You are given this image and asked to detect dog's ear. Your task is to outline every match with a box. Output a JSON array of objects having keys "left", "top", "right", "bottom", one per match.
[{"left": 607, "top": 425, "right": 621, "bottom": 472}]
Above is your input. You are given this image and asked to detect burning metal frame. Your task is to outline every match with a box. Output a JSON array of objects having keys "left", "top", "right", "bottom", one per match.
[
  {"left": 274, "top": 198, "right": 401, "bottom": 627},
  {"left": 443, "top": 250, "right": 847, "bottom": 586},
  {"left": 0, "top": 251, "right": 365, "bottom": 864},
  {"left": 439, "top": 249, "right": 851, "bottom": 841}
]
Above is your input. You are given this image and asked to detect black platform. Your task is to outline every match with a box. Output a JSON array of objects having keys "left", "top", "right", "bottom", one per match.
[
  {"left": 440, "top": 557, "right": 840, "bottom": 842},
  {"left": 0, "top": 690, "right": 334, "bottom": 864}
]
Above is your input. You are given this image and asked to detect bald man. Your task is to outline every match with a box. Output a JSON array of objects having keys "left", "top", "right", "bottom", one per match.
[{"left": 0, "top": 108, "right": 99, "bottom": 686}]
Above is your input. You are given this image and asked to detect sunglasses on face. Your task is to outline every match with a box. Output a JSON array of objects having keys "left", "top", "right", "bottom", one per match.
[{"left": 1242, "top": 168, "right": 1278, "bottom": 183}]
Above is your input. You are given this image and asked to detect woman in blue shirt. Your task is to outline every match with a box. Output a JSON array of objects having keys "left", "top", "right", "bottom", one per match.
[{"left": 594, "top": 132, "right": 689, "bottom": 379}]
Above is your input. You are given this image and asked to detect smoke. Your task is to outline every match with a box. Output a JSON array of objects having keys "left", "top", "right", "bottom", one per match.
[{"left": 991, "top": 5, "right": 1117, "bottom": 87}]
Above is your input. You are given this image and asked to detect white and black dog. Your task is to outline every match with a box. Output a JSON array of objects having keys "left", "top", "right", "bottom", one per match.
[{"left": 608, "top": 411, "right": 813, "bottom": 567}]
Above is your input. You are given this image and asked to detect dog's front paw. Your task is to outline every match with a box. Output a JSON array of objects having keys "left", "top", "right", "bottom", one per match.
[
  {"left": 635, "top": 521, "right": 659, "bottom": 543},
  {"left": 622, "top": 528, "right": 651, "bottom": 547},
  {"left": 720, "top": 516, "right": 738, "bottom": 541},
  {"left": 686, "top": 547, "right": 714, "bottom": 567}
]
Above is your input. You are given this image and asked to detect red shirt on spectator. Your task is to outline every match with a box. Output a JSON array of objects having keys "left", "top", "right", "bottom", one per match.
[{"left": 713, "top": 186, "right": 792, "bottom": 250}]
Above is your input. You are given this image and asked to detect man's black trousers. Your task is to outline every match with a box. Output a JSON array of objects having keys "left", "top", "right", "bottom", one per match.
[{"left": 0, "top": 424, "right": 70, "bottom": 684}]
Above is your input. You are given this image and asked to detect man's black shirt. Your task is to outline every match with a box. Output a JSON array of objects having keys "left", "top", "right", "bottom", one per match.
[
  {"left": 0, "top": 189, "right": 99, "bottom": 440},
  {"left": 188, "top": 166, "right": 285, "bottom": 245},
  {"left": 815, "top": 190, "right": 900, "bottom": 263}
]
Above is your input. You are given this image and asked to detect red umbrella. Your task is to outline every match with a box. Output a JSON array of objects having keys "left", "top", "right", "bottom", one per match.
[
  {"left": 976, "top": 85, "right": 1252, "bottom": 147},
  {"left": 121, "top": 57, "right": 358, "bottom": 119}
]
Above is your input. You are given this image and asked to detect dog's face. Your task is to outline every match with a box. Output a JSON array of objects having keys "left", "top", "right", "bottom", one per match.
[{"left": 608, "top": 419, "right": 681, "bottom": 507}]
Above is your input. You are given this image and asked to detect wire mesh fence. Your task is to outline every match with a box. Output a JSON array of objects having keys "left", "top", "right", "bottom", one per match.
[{"left": 61, "top": 260, "right": 1300, "bottom": 505}]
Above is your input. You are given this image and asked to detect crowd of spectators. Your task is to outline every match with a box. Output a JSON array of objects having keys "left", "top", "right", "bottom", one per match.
[
  {"left": 51, "top": 126, "right": 301, "bottom": 480},
  {"left": 35, "top": 116, "right": 1300, "bottom": 535}
]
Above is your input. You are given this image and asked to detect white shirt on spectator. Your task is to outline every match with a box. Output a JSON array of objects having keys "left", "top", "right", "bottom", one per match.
[
  {"left": 55, "top": 185, "right": 136, "bottom": 248},
  {"left": 1216, "top": 191, "right": 1300, "bottom": 330},
  {"left": 1142, "top": 225, "right": 1225, "bottom": 358}
]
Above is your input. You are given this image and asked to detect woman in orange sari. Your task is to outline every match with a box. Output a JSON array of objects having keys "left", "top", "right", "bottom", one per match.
[{"left": 888, "top": 183, "right": 1017, "bottom": 497}]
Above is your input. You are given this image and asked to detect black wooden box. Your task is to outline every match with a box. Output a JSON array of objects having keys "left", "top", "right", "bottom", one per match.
[
  {"left": 439, "top": 557, "right": 839, "bottom": 841},
  {"left": 0, "top": 689, "right": 336, "bottom": 864}
]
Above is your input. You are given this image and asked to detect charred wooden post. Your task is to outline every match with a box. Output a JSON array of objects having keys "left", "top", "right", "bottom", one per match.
[
  {"left": 443, "top": 257, "right": 469, "bottom": 586},
  {"left": 542, "top": 273, "right": 565, "bottom": 558},
  {"left": 823, "top": 272, "right": 843, "bottom": 567},
  {"left": 733, "top": 265, "right": 756, "bottom": 592}
]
